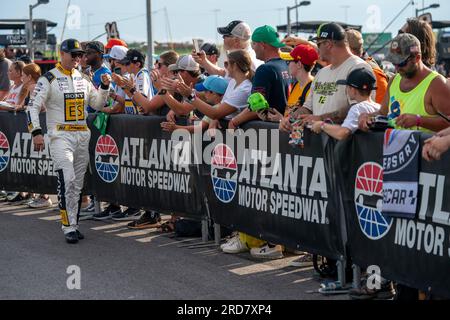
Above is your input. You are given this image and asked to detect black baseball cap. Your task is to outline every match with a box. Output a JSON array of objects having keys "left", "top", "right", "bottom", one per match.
[
  {"left": 336, "top": 68, "right": 377, "bottom": 91},
  {"left": 201, "top": 43, "right": 219, "bottom": 55},
  {"left": 311, "top": 23, "right": 346, "bottom": 42},
  {"left": 86, "top": 41, "right": 105, "bottom": 54},
  {"left": 60, "top": 39, "right": 85, "bottom": 54},
  {"left": 118, "top": 49, "right": 145, "bottom": 65}
]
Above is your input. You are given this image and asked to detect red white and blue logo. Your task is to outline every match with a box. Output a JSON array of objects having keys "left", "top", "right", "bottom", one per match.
[
  {"left": 95, "top": 135, "right": 120, "bottom": 183},
  {"left": 0, "top": 131, "right": 10, "bottom": 173},
  {"left": 211, "top": 144, "right": 238, "bottom": 203},
  {"left": 354, "top": 162, "right": 393, "bottom": 240}
]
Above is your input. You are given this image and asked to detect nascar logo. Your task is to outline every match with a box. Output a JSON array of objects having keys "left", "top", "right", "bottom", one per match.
[
  {"left": 211, "top": 144, "right": 237, "bottom": 203},
  {"left": 0, "top": 131, "right": 10, "bottom": 172},
  {"left": 354, "top": 162, "right": 393, "bottom": 240},
  {"left": 95, "top": 135, "right": 120, "bottom": 183}
]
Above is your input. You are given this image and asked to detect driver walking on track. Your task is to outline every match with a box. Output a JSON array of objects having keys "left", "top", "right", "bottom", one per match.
[{"left": 27, "top": 39, "right": 111, "bottom": 244}]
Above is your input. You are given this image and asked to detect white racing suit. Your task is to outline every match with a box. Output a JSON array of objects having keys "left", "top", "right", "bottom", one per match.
[{"left": 27, "top": 63, "right": 109, "bottom": 234}]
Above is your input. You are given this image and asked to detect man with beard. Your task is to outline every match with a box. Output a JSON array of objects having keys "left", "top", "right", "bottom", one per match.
[{"left": 359, "top": 33, "right": 450, "bottom": 133}]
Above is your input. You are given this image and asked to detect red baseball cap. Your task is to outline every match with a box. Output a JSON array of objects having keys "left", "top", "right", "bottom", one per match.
[
  {"left": 280, "top": 44, "right": 319, "bottom": 67},
  {"left": 105, "top": 38, "right": 127, "bottom": 49}
]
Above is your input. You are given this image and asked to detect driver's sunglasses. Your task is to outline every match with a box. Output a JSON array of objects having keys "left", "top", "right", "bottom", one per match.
[
  {"left": 394, "top": 55, "right": 414, "bottom": 68},
  {"left": 71, "top": 52, "right": 84, "bottom": 59}
]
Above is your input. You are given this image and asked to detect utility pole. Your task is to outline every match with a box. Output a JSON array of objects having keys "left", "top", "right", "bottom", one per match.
[
  {"left": 213, "top": 9, "right": 220, "bottom": 44},
  {"left": 340, "top": 5, "right": 350, "bottom": 23},
  {"left": 146, "top": 0, "right": 153, "bottom": 69},
  {"left": 286, "top": 1, "right": 311, "bottom": 35}
]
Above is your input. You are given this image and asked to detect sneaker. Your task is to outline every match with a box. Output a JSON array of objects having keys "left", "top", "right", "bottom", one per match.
[
  {"left": 0, "top": 190, "right": 7, "bottom": 201},
  {"left": 127, "top": 211, "right": 161, "bottom": 229},
  {"left": 221, "top": 234, "right": 249, "bottom": 254},
  {"left": 250, "top": 243, "right": 284, "bottom": 260},
  {"left": 78, "top": 211, "right": 94, "bottom": 221},
  {"left": 65, "top": 231, "right": 78, "bottom": 244},
  {"left": 112, "top": 207, "right": 142, "bottom": 221},
  {"left": 6, "top": 192, "right": 20, "bottom": 202},
  {"left": 349, "top": 282, "right": 395, "bottom": 300},
  {"left": 11, "top": 193, "right": 32, "bottom": 205},
  {"left": 28, "top": 196, "right": 53, "bottom": 208},
  {"left": 81, "top": 201, "right": 95, "bottom": 213},
  {"left": 76, "top": 230, "right": 85, "bottom": 240},
  {"left": 289, "top": 253, "right": 314, "bottom": 267},
  {"left": 93, "top": 204, "right": 121, "bottom": 221},
  {"left": 219, "top": 232, "right": 239, "bottom": 250}
]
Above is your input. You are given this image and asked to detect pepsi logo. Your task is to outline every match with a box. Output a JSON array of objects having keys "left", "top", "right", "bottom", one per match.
[
  {"left": 211, "top": 144, "right": 238, "bottom": 203},
  {"left": 354, "top": 162, "right": 393, "bottom": 240},
  {"left": 95, "top": 135, "right": 120, "bottom": 183}
]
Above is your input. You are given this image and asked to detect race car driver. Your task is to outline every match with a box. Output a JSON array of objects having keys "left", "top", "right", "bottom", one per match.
[{"left": 27, "top": 38, "right": 111, "bottom": 244}]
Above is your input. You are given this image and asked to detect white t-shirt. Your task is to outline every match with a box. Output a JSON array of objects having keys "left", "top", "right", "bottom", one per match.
[
  {"left": 4, "top": 83, "right": 23, "bottom": 105},
  {"left": 135, "top": 68, "right": 153, "bottom": 99},
  {"left": 304, "top": 55, "right": 375, "bottom": 116},
  {"left": 222, "top": 78, "right": 252, "bottom": 119},
  {"left": 342, "top": 100, "right": 380, "bottom": 133}
]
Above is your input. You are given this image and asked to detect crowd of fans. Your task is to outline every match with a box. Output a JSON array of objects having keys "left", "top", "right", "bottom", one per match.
[{"left": 1, "top": 17, "right": 450, "bottom": 300}]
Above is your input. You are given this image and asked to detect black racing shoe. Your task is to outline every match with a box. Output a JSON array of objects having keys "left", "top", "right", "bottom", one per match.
[
  {"left": 76, "top": 230, "right": 84, "bottom": 240},
  {"left": 112, "top": 208, "right": 142, "bottom": 221},
  {"left": 127, "top": 211, "right": 161, "bottom": 229},
  {"left": 65, "top": 232, "right": 79, "bottom": 244},
  {"left": 93, "top": 204, "right": 121, "bottom": 221}
]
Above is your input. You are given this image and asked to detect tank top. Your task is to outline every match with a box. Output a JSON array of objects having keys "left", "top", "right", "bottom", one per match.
[
  {"left": 5, "top": 83, "right": 24, "bottom": 105},
  {"left": 388, "top": 71, "right": 439, "bottom": 133}
]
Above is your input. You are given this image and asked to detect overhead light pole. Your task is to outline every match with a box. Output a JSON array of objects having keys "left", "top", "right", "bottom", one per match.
[
  {"left": 286, "top": 1, "right": 311, "bottom": 35},
  {"left": 28, "top": 0, "right": 50, "bottom": 60},
  {"left": 416, "top": 3, "right": 440, "bottom": 17},
  {"left": 146, "top": 0, "right": 153, "bottom": 68}
]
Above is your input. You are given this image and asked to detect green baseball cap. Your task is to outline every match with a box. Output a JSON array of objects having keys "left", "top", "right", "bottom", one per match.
[{"left": 251, "top": 25, "right": 284, "bottom": 48}]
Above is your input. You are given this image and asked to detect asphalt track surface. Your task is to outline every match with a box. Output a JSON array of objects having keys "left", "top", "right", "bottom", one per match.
[{"left": 0, "top": 200, "right": 347, "bottom": 300}]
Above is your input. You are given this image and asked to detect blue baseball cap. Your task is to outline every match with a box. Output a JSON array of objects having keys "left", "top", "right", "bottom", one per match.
[{"left": 197, "top": 75, "right": 229, "bottom": 95}]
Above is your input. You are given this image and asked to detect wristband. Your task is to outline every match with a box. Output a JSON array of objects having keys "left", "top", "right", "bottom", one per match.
[
  {"left": 158, "top": 89, "right": 167, "bottom": 95},
  {"left": 416, "top": 115, "right": 422, "bottom": 127},
  {"left": 100, "top": 82, "right": 109, "bottom": 90},
  {"left": 129, "top": 87, "right": 136, "bottom": 96},
  {"left": 187, "top": 91, "right": 196, "bottom": 102}
]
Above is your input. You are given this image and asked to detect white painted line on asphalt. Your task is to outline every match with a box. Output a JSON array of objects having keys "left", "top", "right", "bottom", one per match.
[
  {"left": 229, "top": 261, "right": 289, "bottom": 276},
  {"left": 292, "top": 277, "right": 314, "bottom": 284},
  {"left": 13, "top": 210, "right": 52, "bottom": 216},
  {"left": 104, "top": 227, "right": 129, "bottom": 233},
  {"left": 91, "top": 222, "right": 129, "bottom": 230},
  {"left": 135, "top": 234, "right": 164, "bottom": 243},
  {"left": 39, "top": 215, "right": 61, "bottom": 221},
  {"left": 116, "top": 229, "right": 157, "bottom": 238}
]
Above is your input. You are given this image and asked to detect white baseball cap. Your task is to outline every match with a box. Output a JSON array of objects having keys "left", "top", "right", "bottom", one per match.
[
  {"left": 168, "top": 55, "right": 200, "bottom": 72},
  {"left": 218, "top": 20, "right": 252, "bottom": 41},
  {"left": 103, "top": 45, "right": 128, "bottom": 61}
]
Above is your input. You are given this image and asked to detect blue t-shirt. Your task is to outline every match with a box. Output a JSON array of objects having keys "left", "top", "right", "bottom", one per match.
[
  {"left": 252, "top": 58, "right": 290, "bottom": 115},
  {"left": 88, "top": 64, "right": 112, "bottom": 113}
]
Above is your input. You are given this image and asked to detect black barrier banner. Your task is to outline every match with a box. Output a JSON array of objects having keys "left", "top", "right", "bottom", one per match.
[
  {"left": 337, "top": 132, "right": 450, "bottom": 298},
  {"left": 199, "top": 122, "right": 346, "bottom": 259},
  {"left": 0, "top": 111, "right": 58, "bottom": 194},
  {"left": 87, "top": 114, "right": 204, "bottom": 218}
]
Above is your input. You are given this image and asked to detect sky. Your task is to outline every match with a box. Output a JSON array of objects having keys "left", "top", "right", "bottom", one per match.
[{"left": 1, "top": 0, "right": 448, "bottom": 45}]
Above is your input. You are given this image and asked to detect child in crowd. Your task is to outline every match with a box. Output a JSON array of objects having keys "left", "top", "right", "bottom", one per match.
[{"left": 310, "top": 68, "right": 380, "bottom": 139}]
